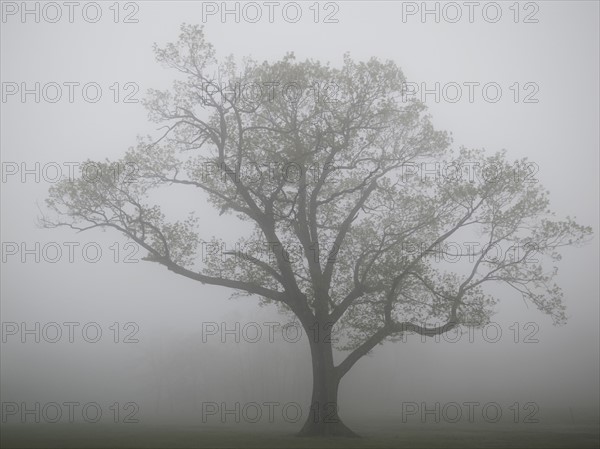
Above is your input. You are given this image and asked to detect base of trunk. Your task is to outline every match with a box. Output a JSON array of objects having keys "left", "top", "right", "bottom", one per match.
[{"left": 296, "top": 419, "right": 361, "bottom": 438}]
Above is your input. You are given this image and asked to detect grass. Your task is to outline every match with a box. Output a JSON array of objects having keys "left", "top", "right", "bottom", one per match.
[{"left": 1, "top": 416, "right": 599, "bottom": 448}]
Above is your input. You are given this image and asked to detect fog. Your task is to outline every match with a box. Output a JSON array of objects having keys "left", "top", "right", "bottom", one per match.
[{"left": 1, "top": 1, "right": 598, "bottom": 444}]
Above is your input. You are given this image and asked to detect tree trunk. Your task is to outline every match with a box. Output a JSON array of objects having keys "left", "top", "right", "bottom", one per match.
[{"left": 296, "top": 321, "right": 360, "bottom": 438}]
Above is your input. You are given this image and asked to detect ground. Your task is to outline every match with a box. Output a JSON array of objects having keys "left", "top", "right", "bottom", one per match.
[{"left": 1, "top": 416, "right": 598, "bottom": 448}]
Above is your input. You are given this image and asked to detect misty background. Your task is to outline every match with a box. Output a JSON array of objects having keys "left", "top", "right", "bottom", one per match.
[{"left": 1, "top": 0, "right": 598, "bottom": 429}]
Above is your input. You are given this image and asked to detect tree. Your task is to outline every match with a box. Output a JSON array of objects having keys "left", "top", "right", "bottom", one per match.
[{"left": 41, "top": 24, "right": 592, "bottom": 437}]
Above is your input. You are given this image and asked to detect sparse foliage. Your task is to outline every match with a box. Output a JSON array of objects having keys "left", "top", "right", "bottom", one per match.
[{"left": 42, "top": 24, "right": 592, "bottom": 437}]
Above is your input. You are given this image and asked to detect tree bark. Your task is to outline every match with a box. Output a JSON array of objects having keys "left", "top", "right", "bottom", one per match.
[{"left": 296, "top": 320, "right": 360, "bottom": 438}]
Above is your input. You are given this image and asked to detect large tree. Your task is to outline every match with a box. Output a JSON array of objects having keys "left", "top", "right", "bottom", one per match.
[{"left": 42, "top": 25, "right": 591, "bottom": 437}]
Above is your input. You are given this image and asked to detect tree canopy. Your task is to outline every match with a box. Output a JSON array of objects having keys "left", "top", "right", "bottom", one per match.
[{"left": 42, "top": 24, "right": 592, "bottom": 380}]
